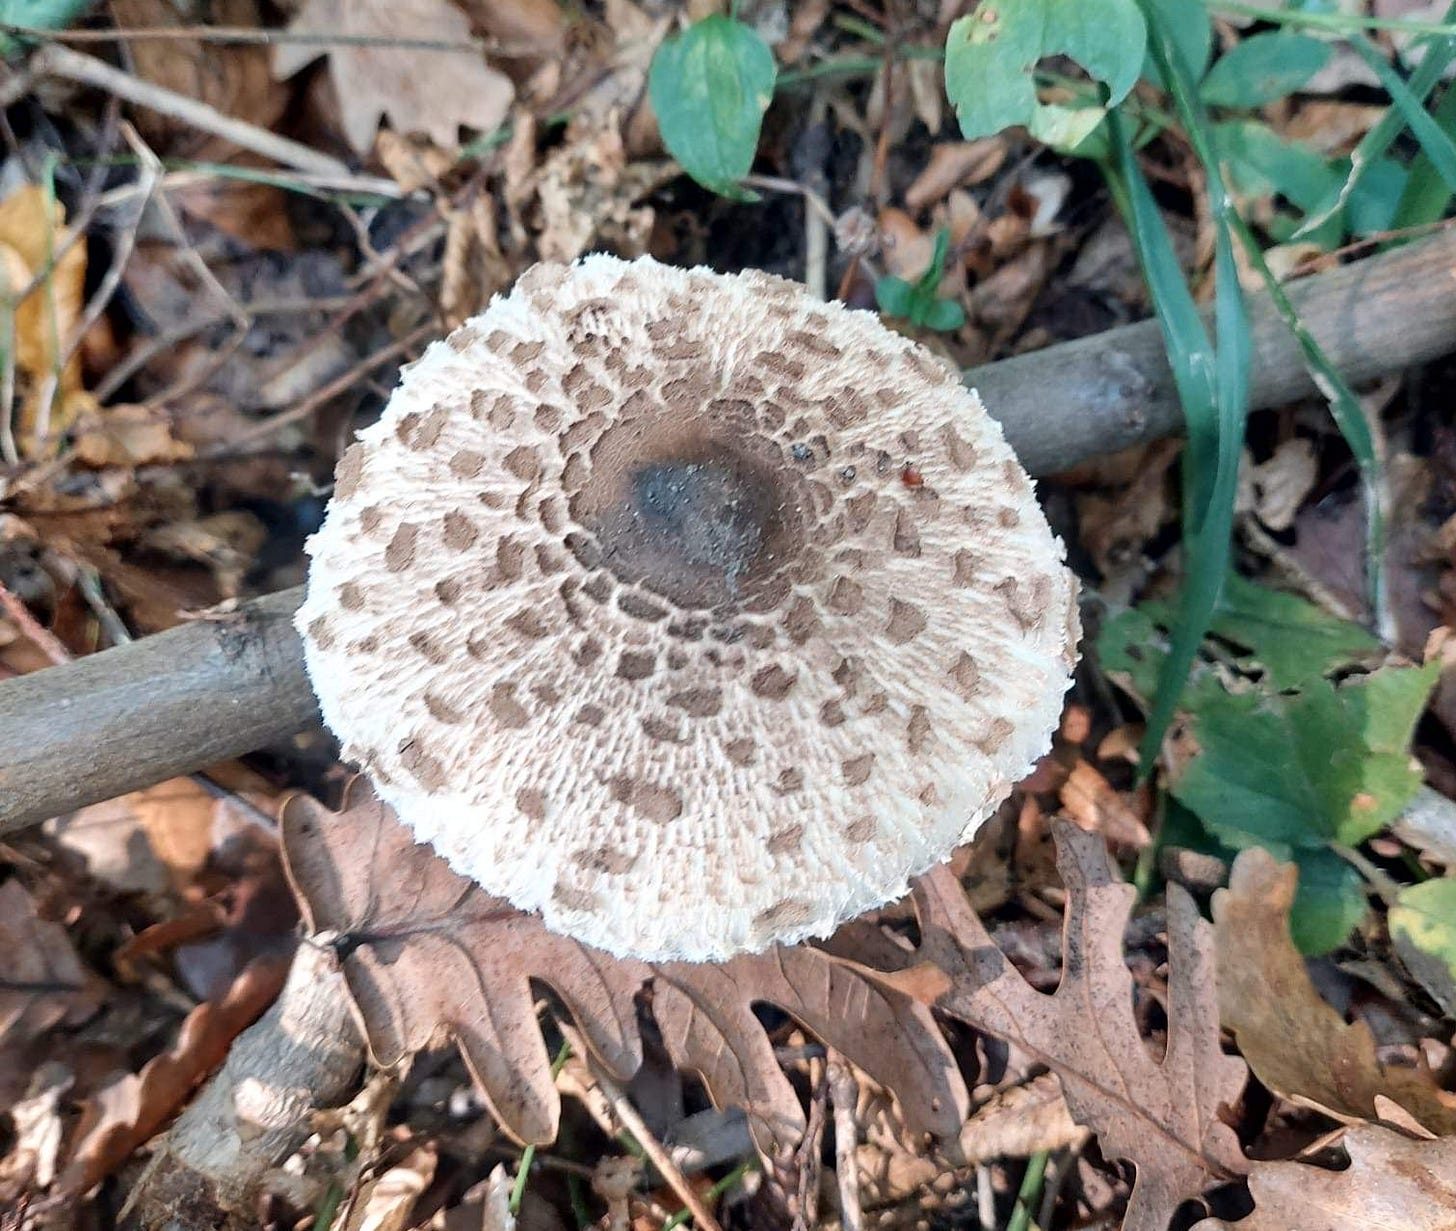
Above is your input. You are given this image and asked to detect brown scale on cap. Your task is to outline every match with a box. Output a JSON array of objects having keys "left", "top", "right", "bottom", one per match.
[{"left": 296, "top": 254, "right": 1080, "bottom": 962}]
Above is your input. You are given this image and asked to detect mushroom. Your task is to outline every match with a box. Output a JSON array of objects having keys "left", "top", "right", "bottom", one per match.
[{"left": 296, "top": 255, "right": 1079, "bottom": 962}]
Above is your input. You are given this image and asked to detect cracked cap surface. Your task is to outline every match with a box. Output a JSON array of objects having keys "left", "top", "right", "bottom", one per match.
[{"left": 297, "top": 254, "right": 1080, "bottom": 962}]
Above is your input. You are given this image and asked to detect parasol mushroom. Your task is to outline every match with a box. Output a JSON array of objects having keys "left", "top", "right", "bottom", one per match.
[{"left": 296, "top": 254, "right": 1079, "bottom": 962}]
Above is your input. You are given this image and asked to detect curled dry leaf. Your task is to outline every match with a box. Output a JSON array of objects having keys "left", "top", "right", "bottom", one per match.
[
  {"left": 271, "top": 0, "right": 514, "bottom": 153},
  {"left": 57, "top": 953, "right": 290, "bottom": 1195},
  {"left": 280, "top": 787, "right": 969, "bottom": 1152},
  {"left": 0, "top": 879, "right": 97, "bottom": 1047},
  {"left": 895, "top": 822, "right": 1249, "bottom": 1231},
  {"left": 1192, "top": 1126, "right": 1456, "bottom": 1231},
  {"left": 0, "top": 184, "right": 89, "bottom": 450},
  {"left": 1212, "top": 847, "right": 1456, "bottom": 1135}
]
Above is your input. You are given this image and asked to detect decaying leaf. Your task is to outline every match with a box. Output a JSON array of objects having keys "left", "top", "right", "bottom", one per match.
[
  {"left": 57, "top": 953, "right": 289, "bottom": 1195},
  {"left": 1192, "top": 1126, "right": 1456, "bottom": 1231},
  {"left": 1212, "top": 848, "right": 1456, "bottom": 1134},
  {"left": 280, "top": 788, "right": 968, "bottom": 1153},
  {"left": 901, "top": 823, "right": 1249, "bottom": 1231},
  {"left": 271, "top": 0, "right": 514, "bottom": 153},
  {"left": 0, "top": 879, "right": 97, "bottom": 1047},
  {"left": 0, "top": 183, "right": 89, "bottom": 449}
]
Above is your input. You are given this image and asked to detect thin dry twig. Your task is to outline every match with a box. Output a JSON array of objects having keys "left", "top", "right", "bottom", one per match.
[
  {"left": 8, "top": 43, "right": 395, "bottom": 190},
  {"left": 0, "top": 580, "right": 68, "bottom": 665},
  {"left": 209, "top": 324, "right": 434, "bottom": 455},
  {"left": 826, "top": 1053, "right": 863, "bottom": 1231},
  {"left": 572, "top": 1040, "right": 726, "bottom": 1231}
]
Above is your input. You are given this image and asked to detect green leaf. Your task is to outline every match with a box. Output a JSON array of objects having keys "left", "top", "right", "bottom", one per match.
[
  {"left": 1350, "top": 32, "right": 1456, "bottom": 197},
  {"left": 1140, "top": 0, "right": 1213, "bottom": 88},
  {"left": 922, "top": 297, "right": 966, "bottom": 332},
  {"left": 1200, "top": 32, "right": 1332, "bottom": 108},
  {"left": 1293, "top": 0, "right": 1456, "bottom": 241},
  {"left": 1391, "top": 71, "right": 1456, "bottom": 231},
  {"left": 1346, "top": 156, "right": 1410, "bottom": 237},
  {"left": 945, "top": 0, "right": 1147, "bottom": 141},
  {"left": 0, "top": 0, "right": 93, "bottom": 53},
  {"left": 1204, "top": 573, "right": 1382, "bottom": 689},
  {"left": 1214, "top": 120, "right": 1344, "bottom": 214},
  {"left": 1169, "top": 662, "right": 1439, "bottom": 853},
  {"left": 1390, "top": 878, "right": 1456, "bottom": 1016},
  {"left": 648, "top": 14, "right": 776, "bottom": 199},
  {"left": 874, "top": 276, "right": 915, "bottom": 319},
  {"left": 1289, "top": 848, "right": 1369, "bottom": 955}
]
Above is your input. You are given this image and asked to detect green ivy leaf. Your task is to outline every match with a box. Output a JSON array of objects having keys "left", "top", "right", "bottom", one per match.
[
  {"left": 945, "top": 0, "right": 1147, "bottom": 141},
  {"left": 1200, "top": 32, "right": 1332, "bottom": 108},
  {"left": 648, "top": 14, "right": 776, "bottom": 199},
  {"left": 1390, "top": 878, "right": 1456, "bottom": 1016}
]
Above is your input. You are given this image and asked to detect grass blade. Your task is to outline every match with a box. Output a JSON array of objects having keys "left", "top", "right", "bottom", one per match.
[
  {"left": 1108, "top": 0, "right": 1251, "bottom": 772},
  {"left": 1392, "top": 81, "right": 1456, "bottom": 229},
  {"left": 1295, "top": 0, "right": 1456, "bottom": 238},
  {"left": 1227, "top": 212, "right": 1387, "bottom": 632},
  {"left": 1350, "top": 32, "right": 1456, "bottom": 193}
]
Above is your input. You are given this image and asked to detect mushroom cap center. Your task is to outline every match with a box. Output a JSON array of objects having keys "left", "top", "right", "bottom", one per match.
[{"left": 568, "top": 411, "right": 808, "bottom": 611}]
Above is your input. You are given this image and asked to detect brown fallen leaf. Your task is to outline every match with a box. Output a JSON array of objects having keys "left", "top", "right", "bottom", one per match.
[
  {"left": 1057, "top": 757, "right": 1153, "bottom": 850},
  {"left": 0, "top": 184, "right": 89, "bottom": 449},
  {"left": 57, "top": 953, "right": 290, "bottom": 1195},
  {"left": 271, "top": 0, "right": 514, "bottom": 153},
  {"left": 1192, "top": 1126, "right": 1456, "bottom": 1231},
  {"left": 896, "top": 823, "right": 1249, "bottom": 1231},
  {"left": 0, "top": 879, "right": 98, "bottom": 1047},
  {"left": 1212, "top": 848, "right": 1456, "bottom": 1135},
  {"left": 904, "top": 140, "right": 1007, "bottom": 212},
  {"left": 280, "top": 787, "right": 968, "bottom": 1153}
]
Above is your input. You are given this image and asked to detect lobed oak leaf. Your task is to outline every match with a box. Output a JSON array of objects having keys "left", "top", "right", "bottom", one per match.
[
  {"left": 1192, "top": 1126, "right": 1456, "bottom": 1231},
  {"left": 271, "top": 0, "right": 513, "bottom": 154},
  {"left": 0, "top": 879, "right": 98, "bottom": 1047},
  {"left": 898, "top": 822, "right": 1249, "bottom": 1231},
  {"left": 1212, "top": 847, "right": 1456, "bottom": 1135},
  {"left": 280, "top": 787, "right": 969, "bottom": 1153}
]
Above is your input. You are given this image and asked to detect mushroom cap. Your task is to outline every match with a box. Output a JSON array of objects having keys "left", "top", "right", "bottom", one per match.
[{"left": 297, "top": 255, "right": 1079, "bottom": 962}]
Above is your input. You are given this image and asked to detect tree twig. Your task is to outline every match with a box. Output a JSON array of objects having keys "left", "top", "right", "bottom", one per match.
[
  {"left": 3, "top": 229, "right": 1456, "bottom": 832},
  {"left": 3, "top": 43, "right": 396, "bottom": 193}
]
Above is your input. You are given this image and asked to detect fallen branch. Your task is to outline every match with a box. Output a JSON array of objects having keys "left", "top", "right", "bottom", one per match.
[
  {"left": 2, "top": 228, "right": 1456, "bottom": 833},
  {"left": 117, "top": 941, "right": 364, "bottom": 1230}
]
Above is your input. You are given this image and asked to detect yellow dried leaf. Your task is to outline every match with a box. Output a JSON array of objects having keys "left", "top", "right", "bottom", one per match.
[{"left": 0, "top": 184, "right": 88, "bottom": 449}]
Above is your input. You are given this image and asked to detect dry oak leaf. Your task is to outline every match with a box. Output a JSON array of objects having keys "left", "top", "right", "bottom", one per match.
[
  {"left": 280, "top": 787, "right": 969, "bottom": 1152},
  {"left": 56, "top": 952, "right": 289, "bottom": 1195},
  {"left": 1213, "top": 847, "right": 1456, "bottom": 1135},
  {"left": 900, "top": 822, "right": 1249, "bottom": 1231},
  {"left": 271, "top": 0, "right": 513, "bottom": 154},
  {"left": 0, "top": 879, "right": 98, "bottom": 1047},
  {"left": 1192, "top": 1126, "right": 1456, "bottom": 1231}
]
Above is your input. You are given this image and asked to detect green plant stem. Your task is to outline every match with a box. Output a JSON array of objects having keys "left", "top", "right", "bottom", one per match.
[
  {"left": 1007, "top": 1151, "right": 1050, "bottom": 1231},
  {"left": 1206, "top": 1, "right": 1456, "bottom": 37},
  {"left": 1334, "top": 843, "right": 1405, "bottom": 908},
  {"left": 1225, "top": 211, "right": 1385, "bottom": 626},
  {"left": 776, "top": 44, "right": 941, "bottom": 87},
  {"left": 1348, "top": 33, "right": 1456, "bottom": 193},
  {"left": 662, "top": 1161, "right": 753, "bottom": 1231},
  {"left": 509, "top": 1040, "right": 573, "bottom": 1216}
]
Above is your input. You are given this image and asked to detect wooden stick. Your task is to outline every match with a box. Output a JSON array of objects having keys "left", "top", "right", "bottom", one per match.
[{"left": 3, "top": 228, "right": 1456, "bottom": 833}]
